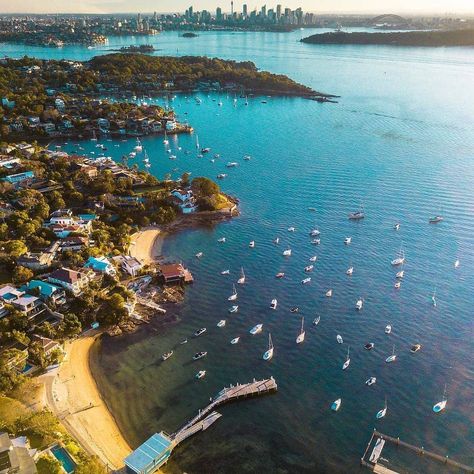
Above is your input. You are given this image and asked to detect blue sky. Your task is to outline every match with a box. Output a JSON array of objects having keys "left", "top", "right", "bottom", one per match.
[{"left": 1, "top": 0, "right": 473, "bottom": 14}]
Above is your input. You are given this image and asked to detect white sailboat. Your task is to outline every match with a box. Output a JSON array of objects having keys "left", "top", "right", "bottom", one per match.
[
  {"left": 433, "top": 384, "right": 448, "bottom": 413},
  {"left": 221, "top": 269, "right": 230, "bottom": 275},
  {"left": 385, "top": 345, "right": 397, "bottom": 363},
  {"left": 273, "top": 237, "right": 280, "bottom": 244},
  {"left": 385, "top": 324, "right": 392, "bottom": 334},
  {"left": 342, "top": 346, "right": 351, "bottom": 370},
  {"left": 237, "top": 267, "right": 246, "bottom": 285},
  {"left": 301, "top": 277, "right": 311, "bottom": 284},
  {"left": 304, "top": 265, "right": 314, "bottom": 272},
  {"left": 346, "top": 266, "right": 354, "bottom": 276},
  {"left": 217, "top": 320, "right": 226, "bottom": 327},
  {"left": 263, "top": 333, "right": 274, "bottom": 361},
  {"left": 134, "top": 138, "right": 143, "bottom": 153},
  {"left": 309, "top": 256, "right": 317, "bottom": 262},
  {"left": 331, "top": 398, "right": 341, "bottom": 411},
  {"left": 296, "top": 317, "right": 305, "bottom": 344},
  {"left": 270, "top": 299, "right": 278, "bottom": 310},
  {"left": 344, "top": 237, "right": 352, "bottom": 245},
  {"left": 163, "top": 131, "right": 169, "bottom": 145},
  {"left": 432, "top": 288, "right": 437, "bottom": 307},
  {"left": 366, "top": 377, "right": 377, "bottom": 386},
  {"left": 228, "top": 284, "right": 238, "bottom": 301},
  {"left": 454, "top": 259, "right": 460, "bottom": 268},
  {"left": 376, "top": 398, "right": 388, "bottom": 419},
  {"left": 231, "top": 337, "right": 240, "bottom": 345},
  {"left": 283, "top": 248, "right": 292, "bottom": 256},
  {"left": 326, "top": 289, "right": 333, "bottom": 297},
  {"left": 228, "top": 305, "right": 239, "bottom": 313},
  {"left": 391, "top": 244, "right": 405, "bottom": 266},
  {"left": 336, "top": 334, "right": 343, "bottom": 344},
  {"left": 217, "top": 237, "right": 226, "bottom": 243},
  {"left": 249, "top": 240, "right": 255, "bottom": 248},
  {"left": 250, "top": 324, "right": 263, "bottom": 335},
  {"left": 356, "top": 298, "right": 363, "bottom": 310},
  {"left": 313, "top": 315, "right": 320, "bottom": 325}
]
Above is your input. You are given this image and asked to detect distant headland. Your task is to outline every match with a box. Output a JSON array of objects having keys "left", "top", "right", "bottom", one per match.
[
  {"left": 182, "top": 32, "right": 199, "bottom": 38},
  {"left": 301, "top": 29, "right": 474, "bottom": 47}
]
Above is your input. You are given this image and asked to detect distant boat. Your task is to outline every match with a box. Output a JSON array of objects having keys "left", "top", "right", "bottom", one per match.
[
  {"left": 336, "top": 334, "right": 343, "bottom": 344},
  {"left": 275, "top": 272, "right": 285, "bottom": 279},
  {"left": 454, "top": 259, "right": 460, "bottom": 268},
  {"left": 396, "top": 268, "right": 405, "bottom": 279},
  {"left": 230, "top": 337, "right": 240, "bottom": 345},
  {"left": 218, "top": 237, "right": 226, "bottom": 243},
  {"left": 431, "top": 288, "right": 437, "bottom": 307},
  {"left": 163, "top": 131, "right": 169, "bottom": 146},
  {"left": 311, "top": 239, "right": 321, "bottom": 245},
  {"left": 344, "top": 237, "right": 352, "bottom": 245},
  {"left": 217, "top": 320, "right": 226, "bottom": 328},
  {"left": 134, "top": 138, "right": 143, "bottom": 153},
  {"left": 162, "top": 351, "right": 173, "bottom": 361},
  {"left": 348, "top": 206, "right": 364, "bottom": 220},
  {"left": 385, "top": 324, "right": 392, "bottom": 334},
  {"left": 310, "top": 229, "right": 320, "bottom": 237},
  {"left": 301, "top": 277, "right": 311, "bottom": 285},
  {"left": 304, "top": 265, "right": 314, "bottom": 272},
  {"left": 308, "top": 207, "right": 317, "bottom": 212},
  {"left": 193, "top": 351, "right": 207, "bottom": 360},
  {"left": 196, "top": 370, "right": 206, "bottom": 379},
  {"left": 410, "top": 343, "right": 422, "bottom": 353},
  {"left": 394, "top": 281, "right": 401, "bottom": 289},
  {"left": 201, "top": 147, "right": 211, "bottom": 154},
  {"left": 250, "top": 324, "right": 263, "bottom": 335},
  {"left": 394, "top": 223, "right": 400, "bottom": 231},
  {"left": 243, "top": 155, "right": 251, "bottom": 161},
  {"left": 226, "top": 162, "right": 238, "bottom": 168},
  {"left": 331, "top": 398, "right": 341, "bottom": 411},
  {"left": 90, "top": 130, "right": 97, "bottom": 141},
  {"left": 342, "top": 346, "right": 351, "bottom": 370},
  {"left": 288, "top": 226, "right": 296, "bottom": 232},
  {"left": 290, "top": 307, "right": 299, "bottom": 313},
  {"left": 249, "top": 241, "right": 255, "bottom": 248},
  {"left": 346, "top": 266, "right": 354, "bottom": 276},
  {"left": 366, "top": 377, "right": 377, "bottom": 386},
  {"left": 180, "top": 339, "right": 188, "bottom": 345},
  {"left": 195, "top": 252, "right": 203, "bottom": 258},
  {"left": 237, "top": 267, "right": 246, "bottom": 285},
  {"left": 326, "top": 289, "right": 333, "bottom": 297},
  {"left": 296, "top": 317, "right": 305, "bottom": 344},
  {"left": 263, "top": 333, "right": 274, "bottom": 361},
  {"left": 391, "top": 245, "right": 405, "bottom": 266},
  {"left": 228, "top": 305, "right": 239, "bottom": 313},
  {"left": 429, "top": 215, "right": 443, "bottom": 223},
  {"left": 282, "top": 248, "right": 292, "bottom": 256},
  {"left": 376, "top": 398, "right": 388, "bottom": 419},
  {"left": 270, "top": 299, "right": 278, "bottom": 310},
  {"left": 273, "top": 237, "right": 280, "bottom": 244},
  {"left": 194, "top": 327, "right": 207, "bottom": 337},
  {"left": 364, "top": 342, "right": 374, "bottom": 351},
  {"left": 385, "top": 345, "right": 397, "bottom": 363},
  {"left": 217, "top": 173, "right": 227, "bottom": 179},
  {"left": 313, "top": 316, "right": 320, "bottom": 326},
  {"left": 228, "top": 284, "right": 238, "bottom": 301},
  {"left": 356, "top": 298, "right": 363, "bottom": 311},
  {"left": 309, "top": 256, "right": 317, "bottom": 262},
  {"left": 221, "top": 269, "right": 230, "bottom": 275},
  {"left": 433, "top": 384, "right": 448, "bottom": 413}
]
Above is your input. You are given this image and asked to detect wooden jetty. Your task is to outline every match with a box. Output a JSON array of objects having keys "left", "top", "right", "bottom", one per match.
[
  {"left": 361, "top": 430, "right": 474, "bottom": 473},
  {"left": 173, "top": 377, "right": 277, "bottom": 438}
]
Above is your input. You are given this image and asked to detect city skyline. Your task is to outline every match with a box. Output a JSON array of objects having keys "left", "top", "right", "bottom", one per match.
[{"left": 1, "top": 0, "right": 474, "bottom": 15}]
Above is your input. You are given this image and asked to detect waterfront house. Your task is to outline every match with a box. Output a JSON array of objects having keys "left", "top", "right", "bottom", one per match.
[
  {"left": 17, "top": 250, "right": 56, "bottom": 270},
  {"left": 0, "top": 432, "right": 37, "bottom": 474},
  {"left": 47, "top": 268, "right": 90, "bottom": 295},
  {"left": 2, "top": 171, "right": 34, "bottom": 187},
  {"left": 165, "top": 120, "right": 177, "bottom": 131},
  {"left": 84, "top": 256, "right": 116, "bottom": 276},
  {"left": 0, "top": 285, "right": 25, "bottom": 302},
  {"left": 59, "top": 235, "right": 90, "bottom": 251},
  {"left": 11, "top": 295, "right": 45, "bottom": 319},
  {"left": 170, "top": 189, "right": 197, "bottom": 214},
  {"left": 15, "top": 143, "right": 35, "bottom": 156},
  {"left": 124, "top": 432, "right": 173, "bottom": 474},
  {"left": 31, "top": 335, "right": 61, "bottom": 357},
  {"left": 159, "top": 263, "right": 193, "bottom": 285},
  {"left": 24, "top": 280, "right": 66, "bottom": 306},
  {"left": 115, "top": 255, "right": 143, "bottom": 277}
]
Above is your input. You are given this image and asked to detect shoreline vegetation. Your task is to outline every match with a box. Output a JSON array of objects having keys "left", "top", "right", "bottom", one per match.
[{"left": 301, "top": 29, "right": 474, "bottom": 47}]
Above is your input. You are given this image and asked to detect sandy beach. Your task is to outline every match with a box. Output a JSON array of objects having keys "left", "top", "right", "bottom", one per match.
[
  {"left": 129, "top": 227, "right": 164, "bottom": 264},
  {"left": 43, "top": 335, "right": 132, "bottom": 470}
]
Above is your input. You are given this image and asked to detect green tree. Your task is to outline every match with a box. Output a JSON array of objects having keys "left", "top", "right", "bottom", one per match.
[
  {"left": 4, "top": 240, "right": 27, "bottom": 257},
  {"left": 12, "top": 265, "right": 34, "bottom": 284},
  {"left": 36, "top": 455, "right": 63, "bottom": 474},
  {"left": 191, "top": 177, "right": 219, "bottom": 197}
]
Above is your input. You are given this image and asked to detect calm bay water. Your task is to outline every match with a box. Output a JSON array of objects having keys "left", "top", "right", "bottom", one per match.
[{"left": 3, "top": 30, "right": 474, "bottom": 473}]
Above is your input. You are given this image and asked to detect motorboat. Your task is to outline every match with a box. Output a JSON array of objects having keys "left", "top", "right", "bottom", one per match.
[
  {"left": 217, "top": 173, "right": 227, "bottom": 179},
  {"left": 288, "top": 226, "right": 296, "bottom": 232},
  {"left": 273, "top": 237, "right": 280, "bottom": 244},
  {"left": 364, "top": 342, "right": 374, "bottom": 350},
  {"left": 309, "top": 256, "right": 318, "bottom": 262},
  {"left": 411, "top": 343, "right": 422, "bottom": 353},
  {"left": 454, "top": 259, "right": 460, "bottom": 268},
  {"left": 275, "top": 273, "right": 285, "bottom": 279},
  {"left": 194, "top": 327, "right": 207, "bottom": 337},
  {"left": 230, "top": 337, "right": 240, "bottom": 345},
  {"left": 346, "top": 267, "right": 354, "bottom": 276},
  {"left": 344, "top": 237, "right": 352, "bottom": 245},
  {"left": 366, "top": 377, "right": 377, "bottom": 386},
  {"left": 308, "top": 207, "right": 317, "bottom": 212},
  {"left": 228, "top": 305, "right": 239, "bottom": 313},
  {"left": 243, "top": 155, "right": 251, "bottom": 161},
  {"left": 196, "top": 370, "right": 206, "bottom": 379},
  {"left": 385, "top": 345, "right": 397, "bottom": 363},
  {"left": 226, "top": 162, "right": 238, "bottom": 168},
  {"left": 376, "top": 399, "right": 387, "bottom": 419},
  {"left": 356, "top": 298, "right": 363, "bottom": 310},
  {"left": 180, "top": 339, "right": 188, "bottom": 345},
  {"left": 348, "top": 208, "right": 364, "bottom": 220},
  {"left": 304, "top": 265, "right": 314, "bottom": 272},
  {"left": 270, "top": 299, "right": 278, "bottom": 310},
  {"left": 283, "top": 249, "right": 292, "bottom": 256},
  {"left": 193, "top": 351, "right": 207, "bottom": 360},
  {"left": 394, "top": 281, "right": 401, "bottom": 289},
  {"left": 217, "top": 320, "right": 226, "bottom": 328},
  {"left": 331, "top": 398, "right": 341, "bottom": 411},
  {"left": 134, "top": 138, "right": 143, "bottom": 153},
  {"left": 342, "top": 347, "right": 351, "bottom": 370},
  {"left": 429, "top": 215, "right": 443, "bottom": 223},
  {"left": 195, "top": 252, "right": 203, "bottom": 258},
  {"left": 326, "top": 289, "right": 333, "bottom": 297},
  {"left": 310, "top": 229, "right": 320, "bottom": 237},
  {"left": 433, "top": 385, "right": 447, "bottom": 413},
  {"left": 250, "top": 324, "right": 263, "bottom": 335},
  {"left": 432, "top": 289, "right": 437, "bottom": 307},
  {"left": 311, "top": 239, "right": 321, "bottom": 245},
  {"left": 201, "top": 147, "right": 211, "bottom": 153},
  {"left": 221, "top": 269, "right": 230, "bottom": 275},
  {"left": 162, "top": 351, "right": 173, "bottom": 361},
  {"left": 313, "top": 316, "right": 320, "bottom": 325},
  {"left": 296, "top": 317, "right": 305, "bottom": 344},
  {"left": 290, "top": 307, "right": 299, "bottom": 313},
  {"left": 249, "top": 241, "right": 255, "bottom": 248},
  {"left": 396, "top": 269, "right": 404, "bottom": 279},
  {"left": 394, "top": 223, "right": 400, "bottom": 231},
  {"left": 302, "top": 277, "right": 311, "bottom": 284},
  {"left": 218, "top": 237, "right": 226, "bottom": 243},
  {"left": 237, "top": 267, "right": 246, "bottom": 285},
  {"left": 263, "top": 333, "right": 274, "bottom": 361},
  {"left": 336, "top": 334, "right": 343, "bottom": 344},
  {"left": 385, "top": 324, "right": 392, "bottom": 334},
  {"left": 391, "top": 245, "right": 405, "bottom": 266},
  {"left": 228, "top": 284, "right": 238, "bottom": 301}
]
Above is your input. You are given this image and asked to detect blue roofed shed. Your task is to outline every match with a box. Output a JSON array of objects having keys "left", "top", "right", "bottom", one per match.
[{"left": 124, "top": 432, "right": 173, "bottom": 474}]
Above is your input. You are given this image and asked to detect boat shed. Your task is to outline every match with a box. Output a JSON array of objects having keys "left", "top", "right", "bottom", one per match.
[{"left": 124, "top": 432, "right": 173, "bottom": 474}]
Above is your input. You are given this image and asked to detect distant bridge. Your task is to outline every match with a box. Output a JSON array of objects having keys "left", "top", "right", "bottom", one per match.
[{"left": 370, "top": 14, "right": 409, "bottom": 25}]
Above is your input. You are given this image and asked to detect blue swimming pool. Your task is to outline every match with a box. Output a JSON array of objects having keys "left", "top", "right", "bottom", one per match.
[{"left": 51, "top": 446, "right": 76, "bottom": 473}]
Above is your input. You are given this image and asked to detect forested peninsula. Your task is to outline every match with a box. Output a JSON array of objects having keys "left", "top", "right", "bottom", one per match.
[{"left": 301, "top": 29, "right": 474, "bottom": 47}]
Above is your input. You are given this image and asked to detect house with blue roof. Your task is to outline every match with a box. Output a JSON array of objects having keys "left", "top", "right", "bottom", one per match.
[
  {"left": 124, "top": 432, "right": 173, "bottom": 474},
  {"left": 84, "top": 256, "right": 116, "bottom": 276},
  {"left": 2, "top": 171, "right": 35, "bottom": 187},
  {"left": 23, "top": 280, "right": 66, "bottom": 306}
]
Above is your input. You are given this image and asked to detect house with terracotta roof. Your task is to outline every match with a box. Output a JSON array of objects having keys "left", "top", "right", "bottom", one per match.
[
  {"left": 47, "top": 268, "right": 90, "bottom": 295},
  {"left": 159, "top": 263, "right": 193, "bottom": 285}
]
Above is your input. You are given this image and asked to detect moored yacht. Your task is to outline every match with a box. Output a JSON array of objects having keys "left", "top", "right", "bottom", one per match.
[
  {"left": 394, "top": 223, "right": 400, "bottom": 231},
  {"left": 454, "top": 259, "right": 460, "bottom": 268},
  {"left": 336, "top": 334, "right": 343, "bottom": 344},
  {"left": 346, "top": 266, "right": 354, "bottom": 276},
  {"left": 391, "top": 245, "right": 405, "bottom": 266},
  {"left": 217, "top": 237, "right": 226, "bottom": 243},
  {"left": 342, "top": 346, "right": 351, "bottom": 370},
  {"left": 364, "top": 342, "right": 374, "bottom": 350},
  {"left": 376, "top": 398, "right": 388, "bottom": 419},
  {"left": 288, "top": 226, "right": 296, "bottom": 232},
  {"left": 237, "top": 267, "right": 246, "bottom": 285},
  {"left": 344, "top": 237, "right": 352, "bottom": 245},
  {"left": 275, "top": 272, "right": 285, "bottom": 279},
  {"left": 410, "top": 343, "right": 422, "bottom": 353},
  {"left": 230, "top": 337, "right": 240, "bottom": 345},
  {"left": 283, "top": 248, "right": 292, "bottom": 256},
  {"left": 249, "top": 240, "right": 255, "bottom": 248},
  {"left": 366, "top": 377, "right": 377, "bottom": 386},
  {"left": 221, "top": 269, "right": 230, "bottom": 275},
  {"left": 217, "top": 320, "right": 226, "bottom": 328},
  {"left": 310, "top": 229, "right": 320, "bottom": 237},
  {"left": 195, "top": 252, "right": 203, "bottom": 258},
  {"left": 270, "top": 299, "right": 278, "bottom": 310},
  {"left": 263, "top": 333, "right": 274, "bottom": 361},
  {"left": 196, "top": 370, "right": 206, "bottom": 379},
  {"left": 273, "top": 237, "right": 280, "bottom": 244},
  {"left": 194, "top": 327, "right": 207, "bottom": 337},
  {"left": 331, "top": 398, "right": 342, "bottom": 411},
  {"left": 296, "top": 317, "right": 305, "bottom": 344},
  {"left": 385, "top": 345, "right": 397, "bottom": 363},
  {"left": 433, "top": 385, "right": 448, "bottom": 413},
  {"left": 162, "top": 351, "right": 173, "bottom": 361},
  {"left": 313, "top": 315, "right": 320, "bottom": 326},
  {"left": 301, "top": 277, "right": 311, "bottom": 284},
  {"left": 228, "top": 305, "right": 239, "bottom": 313},
  {"left": 326, "top": 289, "right": 333, "bottom": 297},
  {"left": 348, "top": 207, "right": 364, "bottom": 220},
  {"left": 429, "top": 215, "right": 443, "bottom": 223},
  {"left": 193, "top": 351, "right": 207, "bottom": 360},
  {"left": 311, "top": 238, "right": 321, "bottom": 245},
  {"left": 356, "top": 298, "right": 363, "bottom": 310},
  {"left": 304, "top": 265, "right": 314, "bottom": 272},
  {"left": 250, "top": 324, "right": 263, "bottom": 335},
  {"left": 309, "top": 256, "right": 318, "bottom": 262},
  {"left": 228, "top": 284, "right": 238, "bottom": 301}
]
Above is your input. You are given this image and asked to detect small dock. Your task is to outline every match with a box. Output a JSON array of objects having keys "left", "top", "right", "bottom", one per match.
[{"left": 361, "top": 430, "right": 474, "bottom": 473}]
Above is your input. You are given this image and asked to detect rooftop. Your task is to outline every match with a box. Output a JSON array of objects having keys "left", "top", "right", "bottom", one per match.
[{"left": 124, "top": 432, "right": 172, "bottom": 474}]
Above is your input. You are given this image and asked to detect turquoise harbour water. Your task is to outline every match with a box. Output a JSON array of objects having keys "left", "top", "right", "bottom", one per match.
[{"left": 3, "top": 29, "right": 474, "bottom": 473}]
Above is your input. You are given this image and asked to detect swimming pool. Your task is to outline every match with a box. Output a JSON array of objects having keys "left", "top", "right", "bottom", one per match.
[{"left": 51, "top": 446, "right": 76, "bottom": 473}]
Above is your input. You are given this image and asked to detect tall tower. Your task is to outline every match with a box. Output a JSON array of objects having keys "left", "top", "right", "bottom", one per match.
[{"left": 231, "top": 1, "right": 234, "bottom": 15}]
